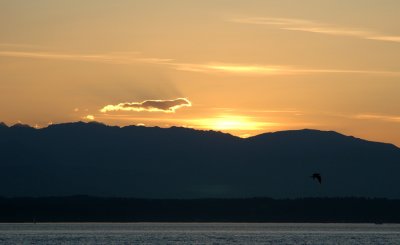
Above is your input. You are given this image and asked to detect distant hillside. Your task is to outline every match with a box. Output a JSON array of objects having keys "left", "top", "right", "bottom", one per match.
[{"left": 0, "top": 121, "right": 399, "bottom": 198}]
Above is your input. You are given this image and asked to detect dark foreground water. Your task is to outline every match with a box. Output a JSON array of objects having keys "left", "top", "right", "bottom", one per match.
[{"left": 0, "top": 223, "right": 400, "bottom": 244}]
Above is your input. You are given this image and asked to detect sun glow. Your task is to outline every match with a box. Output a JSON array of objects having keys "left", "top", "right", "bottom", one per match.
[{"left": 189, "top": 115, "right": 278, "bottom": 132}]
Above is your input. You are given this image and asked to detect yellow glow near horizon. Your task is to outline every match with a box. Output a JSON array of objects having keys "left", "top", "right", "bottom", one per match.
[{"left": 189, "top": 115, "right": 279, "bottom": 132}]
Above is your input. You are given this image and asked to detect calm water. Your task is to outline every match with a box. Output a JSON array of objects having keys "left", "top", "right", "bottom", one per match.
[{"left": 0, "top": 223, "right": 399, "bottom": 244}]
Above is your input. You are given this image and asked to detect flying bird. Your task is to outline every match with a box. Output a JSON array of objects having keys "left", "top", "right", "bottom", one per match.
[{"left": 311, "top": 173, "right": 322, "bottom": 184}]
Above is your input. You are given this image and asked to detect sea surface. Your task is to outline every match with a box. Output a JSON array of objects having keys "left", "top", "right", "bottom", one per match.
[{"left": 0, "top": 223, "right": 399, "bottom": 244}]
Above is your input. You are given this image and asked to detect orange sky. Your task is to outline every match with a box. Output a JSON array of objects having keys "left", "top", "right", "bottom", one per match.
[{"left": 1, "top": 0, "right": 400, "bottom": 145}]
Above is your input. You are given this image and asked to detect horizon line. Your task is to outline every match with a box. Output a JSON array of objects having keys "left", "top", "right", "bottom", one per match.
[{"left": 1, "top": 120, "right": 397, "bottom": 147}]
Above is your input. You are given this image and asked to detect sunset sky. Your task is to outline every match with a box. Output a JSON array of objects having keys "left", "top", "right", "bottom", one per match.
[{"left": 1, "top": 0, "right": 400, "bottom": 145}]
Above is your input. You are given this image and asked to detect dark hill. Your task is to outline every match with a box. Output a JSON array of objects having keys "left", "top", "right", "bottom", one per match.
[{"left": 0, "top": 122, "right": 399, "bottom": 198}]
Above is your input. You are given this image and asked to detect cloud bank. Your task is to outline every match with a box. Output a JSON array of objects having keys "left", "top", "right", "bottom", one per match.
[{"left": 100, "top": 98, "right": 192, "bottom": 113}]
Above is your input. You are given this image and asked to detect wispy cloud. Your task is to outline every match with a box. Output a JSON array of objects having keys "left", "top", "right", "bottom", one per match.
[
  {"left": 0, "top": 50, "right": 285, "bottom": 74},
  {"left": 230, "top": 17, "right": 400, "bottom": 43},
  {"left": 367, "top": 36, "right": 400, "bottom": 42},
  {"left": 209, "top": 107, "right": 301, "bottom": 114},
  {"left": 0, "top": 51, "right": 172, "bottom": 64},
  {"left": 173, "top": 63, "right": 289, "bottom": 75},
  {"left": 0, "top": 43, "right": 47, "bottom": 49},
  {"left": 100, "top": 98, "right": 192, "bottom": 113},
  {"left": 354, "top": 114, "right": 400, "bottom": 122},
  {"left": 173, "top": 62, "right": 400, "bottom": 76},
  {"left": 1, "top": 49, "right": 400, "bottom": 77}
]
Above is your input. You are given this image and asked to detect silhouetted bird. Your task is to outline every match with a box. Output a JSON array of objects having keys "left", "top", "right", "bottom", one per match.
[{"left": 311, "top": 173, "right": 322, "bottom": 184}]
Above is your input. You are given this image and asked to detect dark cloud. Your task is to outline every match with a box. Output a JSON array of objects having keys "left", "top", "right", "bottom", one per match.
[{"left": 100, "top": 98, "right": 191, "bottom": 113}]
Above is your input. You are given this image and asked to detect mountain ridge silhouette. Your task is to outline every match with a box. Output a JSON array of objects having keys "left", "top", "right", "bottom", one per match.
[{"left": 0, "top": 121, "right": 399, "bottom": 198}]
